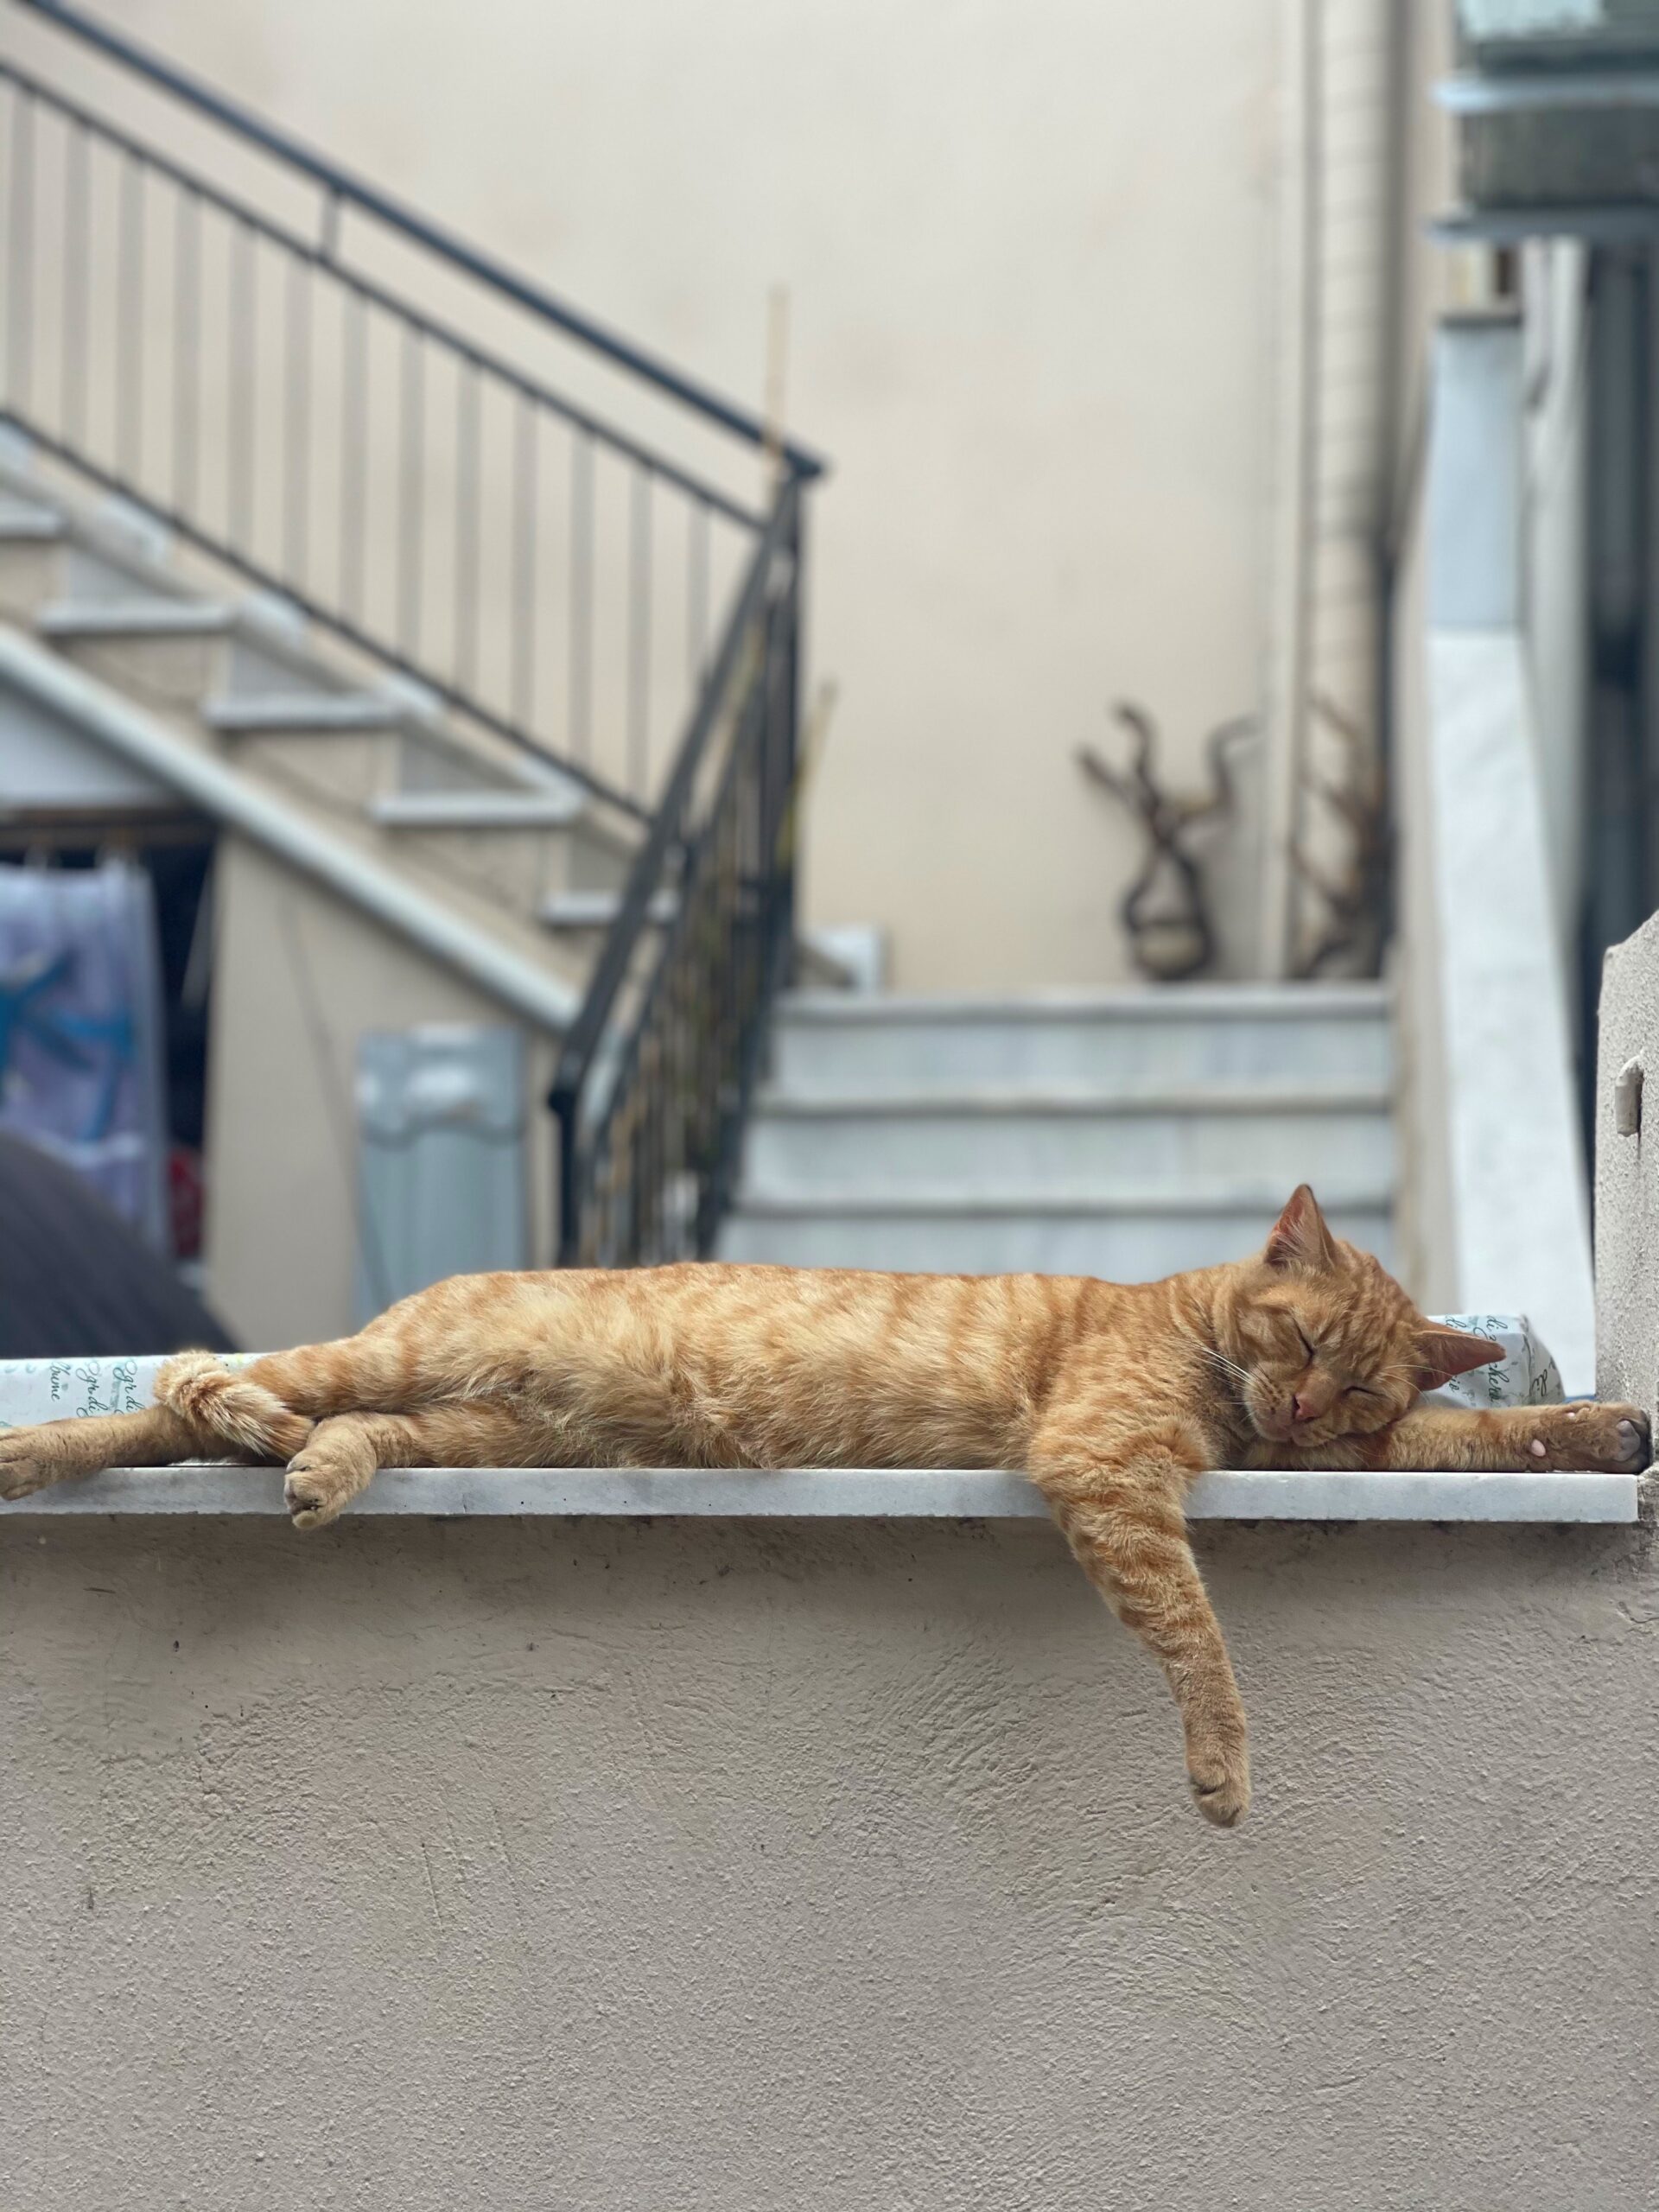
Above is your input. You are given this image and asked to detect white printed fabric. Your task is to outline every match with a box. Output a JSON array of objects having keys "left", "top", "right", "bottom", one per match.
[
  {"left": 1422, "top": 1315, "right": 1565, "bottom": 1412},
  {"left": 0, "top": 1323, "right": 1562, "bottom": 1431},
  {"left": 0, "top": 1352, "right": 254, "bottom": 1427}
]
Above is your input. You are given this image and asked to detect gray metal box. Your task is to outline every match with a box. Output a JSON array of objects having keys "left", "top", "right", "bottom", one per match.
[{"left": 355, "top": 1025, "right": 528, "bottom": 1322}]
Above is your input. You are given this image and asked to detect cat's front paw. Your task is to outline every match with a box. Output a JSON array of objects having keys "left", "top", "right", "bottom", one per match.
[
  {"left": 0, "top": 1433, "right": 51, "bottom": 1501},
  {"left": 1522, "top": 1402, "right": 1649, "bottom": 1473},
  {"left": 1186, "top": 1731, "right": 1250, "bottom": 1829}
]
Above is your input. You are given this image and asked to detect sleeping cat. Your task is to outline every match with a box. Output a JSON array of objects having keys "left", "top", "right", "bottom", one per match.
[{"left": 0, "top": 1185, "right": 1645, "bottom": 1826}]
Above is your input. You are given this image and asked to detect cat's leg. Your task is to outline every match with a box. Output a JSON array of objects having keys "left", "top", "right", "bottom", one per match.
[
  {"left": 1255, "top": 1401, "right": 1649, "bottom": 1474},
  {"left": 0, "top": 1402, "right": 198, "bottom": 1499},
  {"left": 282, "top": 1404, "right": 532, "bottom": 1529},
  {"left": 1027, "top": 1396, "right": 1248, "bottom": 1827}
]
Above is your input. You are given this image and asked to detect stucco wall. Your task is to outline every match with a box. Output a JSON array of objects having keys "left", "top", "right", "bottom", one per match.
[{"left": 3, "top": 1508, "right": 1656, "bottom": 2209}]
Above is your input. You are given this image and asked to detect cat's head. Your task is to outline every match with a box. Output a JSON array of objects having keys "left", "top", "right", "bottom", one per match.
[{"left": 1219, "top": 1184, "right": 1500, "bottom": 1450}]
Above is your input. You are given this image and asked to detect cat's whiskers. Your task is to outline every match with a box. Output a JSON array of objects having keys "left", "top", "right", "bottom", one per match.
[{"left": 1202, "top": 1346, "right": 1252, "bottom": 1396}]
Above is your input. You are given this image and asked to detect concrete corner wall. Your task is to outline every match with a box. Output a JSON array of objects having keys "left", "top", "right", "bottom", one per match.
[
  {"left": 4, "top": 1510, "right": 1658, "bottom": 2209},
  {"left": 1596, "top": 910, "right": 1659, "bottom": 1418},
  {"left": 1393, "top": 315, "right": 1594, "bottom": 1382}
]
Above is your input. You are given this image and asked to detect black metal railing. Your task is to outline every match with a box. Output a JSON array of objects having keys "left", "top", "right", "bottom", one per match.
[
  {"left": 0, "top": 0, "right": 823, "bottom": 1264},
  {"left": 550, "top": 479, "right": 803, "bottom": 1264},
  {"left": 0, "top": 0, "right": 822, "bottom": 819}
]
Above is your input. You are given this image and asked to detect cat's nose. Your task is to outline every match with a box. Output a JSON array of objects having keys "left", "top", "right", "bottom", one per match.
[{"left": 1291, "top": 1391, "right": 1316, "bottom": 1426}]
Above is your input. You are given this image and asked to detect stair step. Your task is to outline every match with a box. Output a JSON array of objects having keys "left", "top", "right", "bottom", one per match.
[
  {"left": 0, "top": 498, "right": 63, "bottom": 542},
  {"left": 770, "top": 983, "right": 1392, "bottom": 1092},
  {"left": 38, "top": 596, "right": 234, "bottom": 639},
  {"left": 719, "top": 1188, "right": 1396, "bottom": 1278},
  {"left": 539, "top": 888, "right": 677, "bottom": 930},
  {"left": 205, "top": 690, "right": 406, "bottom": 735},
  {"left": 741, "top": 1084, "right": 1393, "bottom": 1200},
  {"left": 372, "top": 789, "right": 588, "bottom": 830}
]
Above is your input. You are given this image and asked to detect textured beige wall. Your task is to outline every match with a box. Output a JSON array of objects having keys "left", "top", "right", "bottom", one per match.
[
  {"left": 36, "top": 0, "right": 1287, "bottom": 988},
  {"left": 205, "top": 840, "right": 555, "bottom": 1349},
  {"left": 3, "top": 1509, "right": 1656, "bottom": 2210}
]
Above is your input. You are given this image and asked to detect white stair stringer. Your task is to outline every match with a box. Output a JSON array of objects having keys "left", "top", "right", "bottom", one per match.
[{"left": 721, "top": 984, "right": 1397, "bottom": 1281}]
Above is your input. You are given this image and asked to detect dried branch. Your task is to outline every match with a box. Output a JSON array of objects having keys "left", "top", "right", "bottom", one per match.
[
  {"left": 1077, "top": 702, "right": 1255, "bottom": 982},
  {"left": 1289, "top": 693, "right": 1391, "bottom": 979}
]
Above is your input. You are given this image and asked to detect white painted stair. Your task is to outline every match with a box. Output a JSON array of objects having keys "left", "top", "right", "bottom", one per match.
[
  {"left": 720, "top": 985, "right": 1395, "bottom": 1279},
  {"left": 0, "top": 457, "right": 643, "bottom": 1014}
]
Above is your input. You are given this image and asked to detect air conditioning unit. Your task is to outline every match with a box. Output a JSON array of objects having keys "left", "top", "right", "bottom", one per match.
[{"left": 1451, "top": 1, "right": 1659, "bottom": 210}]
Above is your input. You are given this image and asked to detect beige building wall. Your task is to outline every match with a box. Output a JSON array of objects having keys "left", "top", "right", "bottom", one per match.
[
  {"left": 71, "top": 0, "right": 1293, "bottom": 990},
  {"left": 205, "top": 840, "right": 556, "bottom": 1350},
  {"left": 2, "top": 1506, "right": 1656, "bottom": 2209}
]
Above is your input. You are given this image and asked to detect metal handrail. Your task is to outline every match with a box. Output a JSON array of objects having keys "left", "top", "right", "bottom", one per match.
[
  {"left": 7, "top": 0, "right": 825, "bottom": 480},
  {"left": 552, "top": 485, "right": 792, "bottom": 1109},
  {"left": 0, "top": 59, "right": 763, "bottom": 533},
  {"left": 549, "top": 477, "right": 803, "bottom": 1263},
  {"left": 3, "top": 0, "right": 821, "bottom": 1261}
]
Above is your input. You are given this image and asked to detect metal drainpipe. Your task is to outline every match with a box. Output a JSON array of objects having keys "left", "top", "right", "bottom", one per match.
[
  {"left": 1259, "top": 0, "right": 1323, "bottom": 980},
  {"left": 1260, "top": 0, "right": 1403, "bottom": 980}
]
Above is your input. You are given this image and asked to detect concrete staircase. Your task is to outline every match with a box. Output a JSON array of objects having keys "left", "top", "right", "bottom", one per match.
[
  {"left": 1, "top": 464, "right": 1397, "bottom": 1292},
  {"left": 721, "top": 984, "right": 1395, "bottom": 1278},
  {"left": 0, "top": 459, "right": 639, "bottom": 1013}
]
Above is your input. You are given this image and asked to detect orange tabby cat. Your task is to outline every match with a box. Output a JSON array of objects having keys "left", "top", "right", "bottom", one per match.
[{"left": 0, "top": 1185, "right": 1645, "bottom": 1825}]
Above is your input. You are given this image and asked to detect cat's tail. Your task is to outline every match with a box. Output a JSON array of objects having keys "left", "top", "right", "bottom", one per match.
[
  {"left": 153, "top": 1351, "right": 315, "bottom": 1462},
  {"left": 154, "top": 1332, "right": 429, "bottom": 1461}
]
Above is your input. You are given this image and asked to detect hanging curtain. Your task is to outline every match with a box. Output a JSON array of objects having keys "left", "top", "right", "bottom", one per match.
[{"left": 0, "top": 860, "right": 171, "bottom": 1251}]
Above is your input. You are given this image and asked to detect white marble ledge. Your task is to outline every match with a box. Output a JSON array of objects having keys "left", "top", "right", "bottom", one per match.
[{"left": 0, "top": 1465, "right": 1638, "bottom": 1522}]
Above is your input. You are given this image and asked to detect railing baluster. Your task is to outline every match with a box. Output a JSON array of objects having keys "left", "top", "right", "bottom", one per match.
[
  {"left": 61, "top": 115, "right": 89, "bottom": 443},
  {"left": 569, "top": 427, "right": 594, "bottom": 767},
  {"left": 397, "top": 321, "right": 423, "bottom": 655},
  {"left": 628, "top": 464, "right": 652, "bottom": 799},
  {"left": 510, "top": 392, "right": 537, "bottom": 729},
  {"left": 6, "top": 85, "right": 35, "bottom": 412},
  {"left": 340, "top": 282, "right": 366, "bottom": 621},
  {"left": 172, "top": 182, "right": 200, "bottom": 516},
  {"left": 117, "top": 148, "right": 144, "bottom": 479},
  {"left": 688, "top": 497, "right": 709, "bottom": 685},
  {"left": 227, "top": 213, "right": 255, "bottom": 551},
  {"left": 454, "top": 353, "right": 480, "bottom": 693},
  {"left": 283, "top": 250, "right": 311, "bottom": 588}
]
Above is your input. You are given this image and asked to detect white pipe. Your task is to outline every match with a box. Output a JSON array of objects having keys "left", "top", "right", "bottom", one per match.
[
  {"left": 0, "top": 627, "right": 581, "bottom": 1033},
  {"left": 1259, "top": 0, "right": 1323, "bottom": 977}
]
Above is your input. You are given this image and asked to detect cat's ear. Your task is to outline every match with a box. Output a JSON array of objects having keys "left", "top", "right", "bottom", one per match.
[
  {"left": 1263, "top": 1185, "right": 1338, "bottom": 1272},
  {"left": 1414, "top": 1325, "right": 1503, "bottom": 1392}
]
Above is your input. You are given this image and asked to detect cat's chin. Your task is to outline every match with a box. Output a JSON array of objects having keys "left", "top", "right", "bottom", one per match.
[{"left": 1244, "top": 1402, "right": 1294, "bottom": 1448}]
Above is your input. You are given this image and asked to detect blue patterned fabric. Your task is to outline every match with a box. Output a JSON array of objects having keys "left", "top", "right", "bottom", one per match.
[{"left": 0, "top": 863, "right": 168, "bottom": 1248}]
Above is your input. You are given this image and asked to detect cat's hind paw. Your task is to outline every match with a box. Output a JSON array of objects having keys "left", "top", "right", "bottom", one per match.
[{"left": 282, "top": 1452, "right": 359, "bottom": 1531}]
